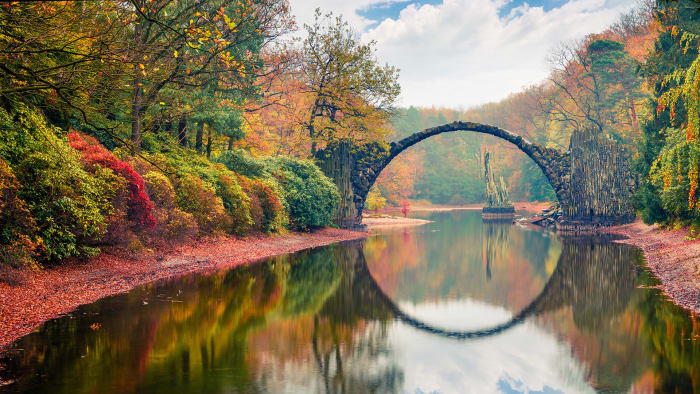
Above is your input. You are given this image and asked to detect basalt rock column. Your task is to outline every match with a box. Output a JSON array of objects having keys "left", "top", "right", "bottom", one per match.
[
  {"left": 315, "top": 140, "right": 390, "bottom": 228},
  {"left": 559, "top": 127, "right": 636, "bottom": 230}
]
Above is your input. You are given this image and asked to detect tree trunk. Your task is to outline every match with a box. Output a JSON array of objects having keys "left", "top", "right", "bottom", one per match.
[
  {"left": 309, "top": 121, "right": 317, "bottom": 155},
  {"left": 177, "top": 116, "right": 188, "bottom": 147},
  {"left": 308, "top": 105, "right": 319, "bottom": 155},
  {"left": 228, "top": 135, "right": 234, "bottom": 150},
  {"left": 206, "top": 128, "right": 212, "bottom": 158},
  {"left": 195, "top": 122, "right": 204, "bottom": 153},
  {"left": 628, "top": 94, "right": 639, "bottom": 135},
  {"left": 163, "top": 118, "right": 172, "bottom": 134},
  {"left": 131, "top": 80, "right": 143, "bottom": 152}
]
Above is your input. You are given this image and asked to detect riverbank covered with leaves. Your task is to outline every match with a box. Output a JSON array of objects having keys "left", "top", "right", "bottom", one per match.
[{"left": 607, "top": 221, "right": 700, "bottom": 314}]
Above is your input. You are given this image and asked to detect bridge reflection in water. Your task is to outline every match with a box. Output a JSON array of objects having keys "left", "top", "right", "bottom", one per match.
[
  {"left": 349, "top": 238, "right": 637, "bottom": 340},
  {"left": 1, "top": 213, "right": 698, "bottom": 394}
]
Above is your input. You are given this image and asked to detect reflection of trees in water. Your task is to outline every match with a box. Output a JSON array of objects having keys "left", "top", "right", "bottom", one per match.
[
  {"left": 633, "top": 266, "right": 700, "bottom": 393},
  {"left": 282, "top": 248, "right": 342, "bottom": 316},
  {"left": 0, "top": 259, "right": 291, "bottom": 393},
  {"left": 365, "top": 213, "right": 554, "bottom": 312},
  {"left": 355, "top": 238, "right": 640, "bottom": 340},
  {"left": 310, "top": 317, "right": 402, "bottom": 394},
  {"left": 358, "top": 237, "right": 698, "bottom": 393},
  {"left": 554, "top": 240, "right": 637, "bottom": 332},
  {"left": 542, "top": 239, "right": 699, "bottom": 394},
  {"left": 308, "top": 242, "right": 403, "bottom": 393},
  {"left": 543, "top": 239, "right": 643, "bottom": 393},
  {"left": 482, "top": 222, "right": 510, "bottom": 281},
  {"left": 0, "top": 243, "right": 401, "bottom": 394}
]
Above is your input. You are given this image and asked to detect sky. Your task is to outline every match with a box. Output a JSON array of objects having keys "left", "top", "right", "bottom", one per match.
[{"left": 287, "top": 0, "right": 639, "bottom": 108}]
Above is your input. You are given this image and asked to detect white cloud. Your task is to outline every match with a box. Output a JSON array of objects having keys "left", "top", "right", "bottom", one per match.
[
  {"left": 289, "top": 0, "right": 637, "bottom": 108},
  {"left": 288, "top": 0, "right": 376, "bottom": 30}
]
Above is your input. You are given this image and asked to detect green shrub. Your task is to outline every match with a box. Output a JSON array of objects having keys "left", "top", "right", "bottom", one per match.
[
  {"left": 633, "top": 183, "right": 667, "bottom": 225},
  {"left": 238, "top": 176, "right": 266, "bottom": 233},
  {"left": 0, "top": 159, "right": 42, "bottom": 271},
  {"left": 257, "top": 178, "right": 288, "bottom": 232},
  {"left": 216, "top": 149, "right": 266, "bottom": 178},
  {"left": 133, "top": 143, "right": 254, "bottom": 236},
  {"left": 164, "top": 209, "right": 198, "bottom": 241},
  {"left": 143, "top": 171, "right": 198, "bottom": 241},
  {"left": 175, "top": 174, "right": 231, "bottom": 234},
  {"left": 93, "top": 166, "right": 131, "bottom": 244},
  {"left": 214, "top": 170, "right": 252, "bottom": 235},
  {"left": 238, "top": 175, "right": 288, "bottom": 233},
  {"left": 217, "top": 149, "right": 338, "bottom": 231},
  {"left": 0, "top": 105, "right": 112, "bottom": 262},
  {"left": 143, "top": 171, "right": 177, "bottom": 208},
  {"left": 264, "top": 157, "right": 339, "bottom": 231}
]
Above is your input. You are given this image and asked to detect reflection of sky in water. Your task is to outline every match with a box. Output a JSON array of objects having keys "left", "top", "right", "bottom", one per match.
[
  {"left": 253, "top": 299, "right": 595, "bottom": 393},
  {"left": 389, "top": 300, "right": 594, "bottom": 394}
]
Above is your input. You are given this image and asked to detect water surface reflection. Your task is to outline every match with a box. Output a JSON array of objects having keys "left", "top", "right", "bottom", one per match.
[{"left": 0, "top": 211, "right": 698, "bottom": 393}]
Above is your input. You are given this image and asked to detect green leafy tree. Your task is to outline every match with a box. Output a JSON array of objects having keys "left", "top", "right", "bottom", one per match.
[
  {"left": 588, "top": 39, "right": 647, "bottom": 138},
  {"left": 634, "top": 0, "right": 700, "bottom": 224},
  {"left": 545, "top": 37, "right": 647, "bottom": 141}
]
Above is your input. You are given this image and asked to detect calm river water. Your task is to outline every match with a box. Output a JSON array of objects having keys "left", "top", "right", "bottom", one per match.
[{"left": 1, "top": 210, "right": 698, "bottom": 393}]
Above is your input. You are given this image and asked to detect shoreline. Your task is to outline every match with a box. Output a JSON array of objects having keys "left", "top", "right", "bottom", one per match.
[
  {"left": 603, "top": 221, "right": 700, "bottom": 314},
  {"left": 0, "top": 228, "right": 370, "bottom": 351}
]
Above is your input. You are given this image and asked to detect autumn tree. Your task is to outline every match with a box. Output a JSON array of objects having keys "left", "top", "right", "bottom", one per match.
[
  {"left": 542, "top": 35, "right": 647, "bottom": 142},
  {"left": 0, "top": 0, "right": 293, "bottom": 154},
  {"left": 238, "top": 50, "right": 311, "bottom": 156},
  {"left": 588, "top": 39, "right": 647, "bottom": 136},
  {"left": 301, "top": 9, "right": 400, "bottom": 154},
  {"left": 120, "top": 0, "right": 292, "bottom": 151}
]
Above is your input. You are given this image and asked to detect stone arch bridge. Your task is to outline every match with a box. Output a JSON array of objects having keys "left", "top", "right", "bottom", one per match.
[{"left": 315, "top": 121, "right": 635, "bottom": 229}]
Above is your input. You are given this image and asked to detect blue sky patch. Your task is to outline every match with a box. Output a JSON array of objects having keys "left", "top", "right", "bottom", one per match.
[
  {"left": 356, "top": 0, "right": 442, "bottom": 27},
  {"left": 356, "top": 0, "right": 570, "bottom": 27},
  {"left": 499, "top": 0, "right": 568, "bottom": 18}
]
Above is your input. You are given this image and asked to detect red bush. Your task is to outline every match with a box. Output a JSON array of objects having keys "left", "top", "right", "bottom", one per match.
[{"left": 68, "top": 131, "right": 156, "bottom": 229}]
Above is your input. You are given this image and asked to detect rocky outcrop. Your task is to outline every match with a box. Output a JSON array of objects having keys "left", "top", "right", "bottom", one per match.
[{"left": 563, "top": 128, "right": 636, "bottom": 227}]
